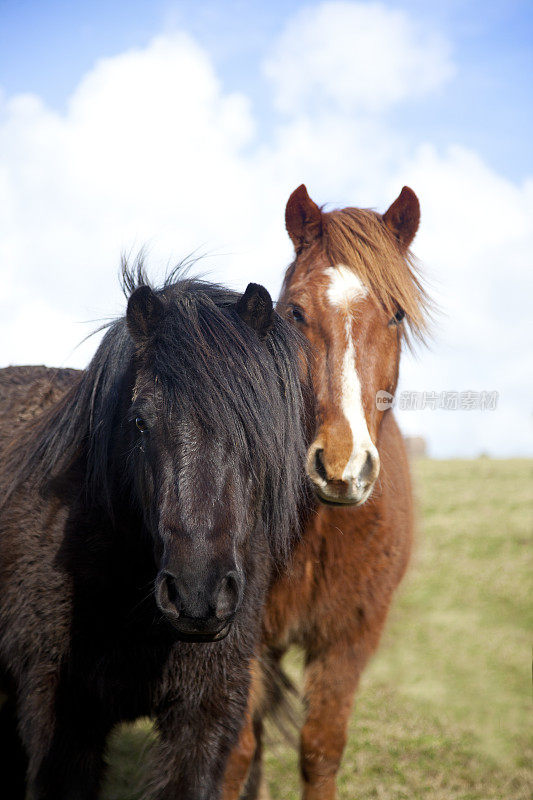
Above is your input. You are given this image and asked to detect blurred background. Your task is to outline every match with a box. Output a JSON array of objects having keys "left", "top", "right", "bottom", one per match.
[{"left": 1, "top": 0, "right": 532, "bottom": 458}]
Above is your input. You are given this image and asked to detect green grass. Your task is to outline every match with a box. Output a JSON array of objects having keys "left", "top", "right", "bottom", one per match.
[{"left": 104, "top": 459, "right": 532, "bottom": 799}]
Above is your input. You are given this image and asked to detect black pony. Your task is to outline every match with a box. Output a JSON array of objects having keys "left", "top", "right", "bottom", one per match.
[{"left": 0, "top": 262, "right": 311, "bottom": 799}]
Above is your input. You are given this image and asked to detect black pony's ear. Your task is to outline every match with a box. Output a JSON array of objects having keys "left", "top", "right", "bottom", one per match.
[
  {"left": 236, "top": 283, "right": 274, "bottom": 338},
  {"left": 285, "top": 184, "right": 323, "bottom": 253},
  {"left": 127, "top": 285, "right": 165, "bottom": 343},
  {"left": 382, "top": 186, "right": 420, "bottom": 252}
]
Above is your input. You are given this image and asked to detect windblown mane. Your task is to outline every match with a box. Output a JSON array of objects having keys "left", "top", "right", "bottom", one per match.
[
  {"left": 322, "top": 207, "right": 431, "bottom": 345},
  {"left": 1, "top": 258, "right": 312, "bottom": 562}
]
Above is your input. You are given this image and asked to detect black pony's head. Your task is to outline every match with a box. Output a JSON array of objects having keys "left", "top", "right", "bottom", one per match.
[
  {"left": 120, "top": 274, "right": 310, "bottom": 641},
  {"left": 5, "top": 263, "right": 311, "bottom": 643}
]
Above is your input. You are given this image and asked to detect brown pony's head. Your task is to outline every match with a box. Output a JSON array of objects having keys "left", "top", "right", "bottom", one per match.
[{"left": 279, "top": 184, "right": 429, "bottom": 506}]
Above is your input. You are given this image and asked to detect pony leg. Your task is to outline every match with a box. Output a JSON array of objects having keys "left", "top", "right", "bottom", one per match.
[
  {"left": 23, "top": 687, "right": 109, "bottom": 800},
  {"left": 239, "top": 714, "right": 269, "bottom": 800},
  {"left": 222, "top": 707, "right": 257, "bottom": 800},
  {"left": 224, "top": 713, "right": 270, "bottom": 800},
  {"left": 11, "top": 668, "right": 110, "bottom": 800},
  {"left": 30, "top": 723, "right": 109, "bottom": 800},
  {"left": 0, "top": 695, "right": 28, "bottom": 799},
  {"left": 145, "top": 723, "right": 228, "bottom": 800},
  {"left": 222, "top": 657, "right": 265, "bottom": 800},
  {"left": 299, "top": 645, "right": 367, "bottom": 800},
  {"left": 146, "top": 698, "right": 247, "bottom": 800}
]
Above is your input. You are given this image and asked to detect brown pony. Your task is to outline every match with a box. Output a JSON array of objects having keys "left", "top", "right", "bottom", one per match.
[{"left": 223, "top": 185, "right": 430, "bottom": 800}]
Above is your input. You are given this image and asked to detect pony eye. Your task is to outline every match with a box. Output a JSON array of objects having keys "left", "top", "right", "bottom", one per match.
[
  {"left": 390, "top": 308, "right": 405, "bottom": 325},
  {"left": 290, "top": 306, "right": 306, "bottom": 324},
  {"left": 135, "top": 417, "right": 148, "bottom": 433}
]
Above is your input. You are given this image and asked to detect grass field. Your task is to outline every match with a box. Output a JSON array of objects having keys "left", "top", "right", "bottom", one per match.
[{"left": 103, "top": 458, "right": 532, "bottom": 799}]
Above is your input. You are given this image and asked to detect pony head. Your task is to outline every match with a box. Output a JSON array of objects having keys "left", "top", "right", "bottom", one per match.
[
  {"left": 280, "top": 185, "right": 429, "bottom": 506},
  {"left": 122, "top": 275, "right": 309, "bottom": 640}
]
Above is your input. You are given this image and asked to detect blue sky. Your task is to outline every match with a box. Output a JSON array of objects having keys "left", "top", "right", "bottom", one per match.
[
  {"left": 1, "top": 0, "right": 531, "bottom": 180},
  {"left": 0, "top": 0, "right": 532, "bottom": 457}
]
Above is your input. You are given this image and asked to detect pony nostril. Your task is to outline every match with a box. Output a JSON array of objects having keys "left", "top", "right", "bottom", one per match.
[
  {"left": 314, "top": 448, "right": 328, "bottom": 483},
  {"left": 214, "top": 571, "right": 242, "bottom": 620},
  {"left": 165, "top": 573, "right": 178, "bottom": 606},
  {"left": 156, "top": 571, "right": 180, "bottom": 617},
  {"left": 357, "top": 449, "right": 379, "bottom": 487},
  {"left": 359, "top": 452, "right": 374, "bottom": 483}
]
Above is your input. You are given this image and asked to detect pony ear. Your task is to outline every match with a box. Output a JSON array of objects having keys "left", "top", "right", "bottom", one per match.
[
  {"left": 285, "top": 184, "right": 323, "bottom": 253},
  {"left": 127, "top": 285, "right": 165, "bottom": 343},
  {"left": 382, "top": 186, "right": 420, "bottom": 252},
  {"left": 236, "top": 283, "right": 274, "bottom": 338}
]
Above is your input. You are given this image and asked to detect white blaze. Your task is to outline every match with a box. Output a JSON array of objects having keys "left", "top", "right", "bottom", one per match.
[
  {"left": 326, "top": 266, "right": 377, "bottom": 482},
  {"left": 326, "top": 264, "right": 368, "bottom": 308}
]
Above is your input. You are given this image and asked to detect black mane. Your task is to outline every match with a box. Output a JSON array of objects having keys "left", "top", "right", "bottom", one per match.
[{"left": 2, "top": 259, "right": 311, "bottom": 562}]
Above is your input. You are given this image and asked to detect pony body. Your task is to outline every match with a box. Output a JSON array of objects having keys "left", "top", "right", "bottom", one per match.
[
  {"left": 0, "top": 266, "right": 311, "bottom": 800},
  {"left": 223, "top": 186, "right": 430, "bottom": 800}
]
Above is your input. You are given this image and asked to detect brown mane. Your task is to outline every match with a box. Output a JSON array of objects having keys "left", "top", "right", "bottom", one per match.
[{"left": 322, "top": 206, "right": 431, "bottom": 345}]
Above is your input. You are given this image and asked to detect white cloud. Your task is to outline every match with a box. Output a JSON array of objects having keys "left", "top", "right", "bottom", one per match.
[
  {"left": 0, "top": 33, "right": 293, "bottom": 371},
  {"left": 264, "top": 1, "right": 455, "bottom": 115},
  {"left": 389, "top": 144, "right": 533, "bottom": 456},
  {"left": 0, "top": 34, "right": 263, "bottom": 342},
  {"left": 0, "top": 5, "right": 530, "bottom": 456}
]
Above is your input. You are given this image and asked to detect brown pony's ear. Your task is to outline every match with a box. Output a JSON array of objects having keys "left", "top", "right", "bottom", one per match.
[
  {"left": 127, "top": 285, "right": 165, "bottom": 344},
  {"left": 236, "top": 283, "right": 274, "bottom": 338},
  {"left": 382, "top": 186, "right": 420, "bottom": 252},
  {"left": 285, "top": 184, "right": 323, "bottom": 253}
]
